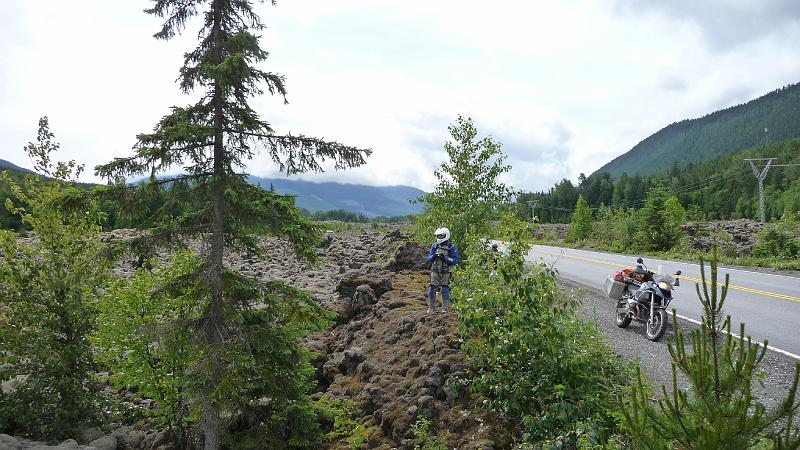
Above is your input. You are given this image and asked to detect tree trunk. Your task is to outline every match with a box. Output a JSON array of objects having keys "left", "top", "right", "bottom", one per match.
[{"left": 202, "top": 1, "right": 225, "bottom": 448}]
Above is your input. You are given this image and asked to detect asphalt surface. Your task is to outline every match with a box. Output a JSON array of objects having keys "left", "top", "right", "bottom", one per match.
[
  {"left": 527, "top": 245, "right": 800, "bottom": 358},
  {"left": 562, "top": 278, "right": 800, "bottom": 411}
]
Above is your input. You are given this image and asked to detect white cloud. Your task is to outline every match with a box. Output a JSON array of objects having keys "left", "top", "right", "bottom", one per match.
[{"left": 2, "top": 0, "right": 799, "bottom": 194}]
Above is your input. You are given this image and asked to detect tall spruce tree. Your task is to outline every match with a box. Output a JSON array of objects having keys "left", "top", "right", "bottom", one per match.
[{"left": 95, "top": 1, "right": 370, "bottom": 448}]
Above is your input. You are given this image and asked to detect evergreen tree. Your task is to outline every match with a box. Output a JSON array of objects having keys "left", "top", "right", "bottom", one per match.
[
  {"left": 566, "top": 194, "right": 591, "bottom": 242},
  {"left": 94, "top": 1, "right": 369, "bottom": 447},
  {"left": 412, "top": 115, "right": 515, "bottom": 247},
  {"left": 637, "top": 186, "right": 683, "bottom": 251},
  {"left": 663, "top": 195, "right": 687, "bottom": 237}
]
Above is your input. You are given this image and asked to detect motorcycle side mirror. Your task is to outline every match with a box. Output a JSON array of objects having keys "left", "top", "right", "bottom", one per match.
[
  {"left": 674, "top": 279, "right": 680, "bottom": 286},
  {"left": 675, "top": 270, "right": 682, "bottom": 275},
  {"left": 636, "top": 257, "right": 643, "bottom": 264}
]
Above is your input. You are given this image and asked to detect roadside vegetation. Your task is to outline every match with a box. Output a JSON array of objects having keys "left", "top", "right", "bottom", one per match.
[
  {"left": 621, "top": 248, "right": 800, "bottom": 448},
  {"left": 410, "top": 114, "right": 517, "bottom": 250},
  {"left": 537, "top": 185, "right": 800, "bottom": 270},
  {"left": 410, "top": 117, "right": 636, "bottom": 448}
]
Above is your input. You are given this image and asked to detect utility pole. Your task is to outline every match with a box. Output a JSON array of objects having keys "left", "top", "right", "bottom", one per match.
[
  {"left": 526, "top": 200, "right": 539, "bottom": 223},
  {"left": 744, "top": 158, "right": 776, "bottom": 222}
]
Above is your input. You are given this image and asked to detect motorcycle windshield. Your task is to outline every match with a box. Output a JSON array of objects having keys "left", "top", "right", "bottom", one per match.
[{"left": 656, "top": 264, "right": 677, "bottom": 284}]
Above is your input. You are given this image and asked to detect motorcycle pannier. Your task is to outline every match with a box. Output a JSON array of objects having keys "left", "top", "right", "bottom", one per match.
[{"left": 605, "top": 275, "right": 625, "bottom": 300}]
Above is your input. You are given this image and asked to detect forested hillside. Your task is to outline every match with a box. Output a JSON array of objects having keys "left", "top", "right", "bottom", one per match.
[
  {"left": 520, "top": 139, "right": 800, "bottom": 223},
  {"left": 596, "top": 83, "right": 800, "bottom": 177}
]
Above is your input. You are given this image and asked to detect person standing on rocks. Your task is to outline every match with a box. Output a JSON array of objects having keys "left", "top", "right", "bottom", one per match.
[{"left": 427, "top": 227, "right": 460, "bottom": 314}]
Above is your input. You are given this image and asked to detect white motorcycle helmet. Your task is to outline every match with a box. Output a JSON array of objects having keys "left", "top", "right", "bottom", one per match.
[{"left": 434, "top": 227, "right": 450, "bottom": 244}]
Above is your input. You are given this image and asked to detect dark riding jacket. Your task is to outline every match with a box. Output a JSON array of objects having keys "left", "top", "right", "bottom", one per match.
[{"left": 427, "top": 241, "right": 460, "bottom": 273}]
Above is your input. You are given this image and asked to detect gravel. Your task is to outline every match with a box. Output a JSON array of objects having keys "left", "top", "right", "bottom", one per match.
[{"left": 561, "top": 277, "right": 800, "bottom": 410}]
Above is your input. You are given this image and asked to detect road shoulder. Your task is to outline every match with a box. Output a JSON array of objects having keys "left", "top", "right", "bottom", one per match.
[{"left": 560, "top": 277, "right": 800, "bottom": 410}]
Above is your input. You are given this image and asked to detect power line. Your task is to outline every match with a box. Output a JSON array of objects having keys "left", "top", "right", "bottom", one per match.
[
  {"left": 610, "top": 166, "right": 753, "bottom": 211},
  {"left": 531, "top": 166, "right": 757, "bottom": 215},
  {"left": 529, "top": 157, "right": 797, "bottom": 217}
]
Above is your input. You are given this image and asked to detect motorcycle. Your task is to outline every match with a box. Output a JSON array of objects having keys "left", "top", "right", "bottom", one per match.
[{"left": 604, "top": 257, "right": 681, "bottom": 342}]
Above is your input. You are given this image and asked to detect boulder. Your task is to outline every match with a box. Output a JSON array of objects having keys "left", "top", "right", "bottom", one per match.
[
  {"left": 340, "top": 347, "right": 364, "bottom": 374},
  {"left": 111, "top": 429, "right": 145, "bottom": 450},
  {"left": 336, "top": 272, "right": 392, "bottom": 300},
  {"left": 383, "top": 228, "right": 405, "bottom": 242},
  {"left": 317, "top": 232, "right": 334, "bottom": 249},
  {"left": 79, "top": 427, "right": 105, "bottom": 445},
  {"left": 0, "top": 435, "right": 19, "bottom": 450},
  {"left": 86, "top": 436, "right": 116, "bottom": 450},
  {"left": 386, "top": 241, "right": 429, "bottom": 271},
  {"left": 349, "top": 284, "right": 377, "bottom": 315},
  {"left": 417, "top": 395, "right": 435, "bottom": 418}
]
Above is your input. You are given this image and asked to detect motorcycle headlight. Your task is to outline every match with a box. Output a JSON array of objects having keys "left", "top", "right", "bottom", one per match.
[{"left": 658, "top": 281, "right": 672, "bottom": 291}]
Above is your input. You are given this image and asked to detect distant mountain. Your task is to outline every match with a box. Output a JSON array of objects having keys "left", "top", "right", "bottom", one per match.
[
  {"left": 248, "top": 176, "right": 425, "bottom": 217},
  {"left": 0, "top": 158, "right": 34, "bottom": 174},
  {"left": 1, "top": 159, "right": 425, "bottom": 218},
  {"left": 595, "top": 82, "right": 800, "bottom": 178}
]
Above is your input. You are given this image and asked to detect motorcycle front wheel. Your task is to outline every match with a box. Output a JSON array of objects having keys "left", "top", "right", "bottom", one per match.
[
  {"left": 615, "top": 299, "right": 632, "bottom": 328},
  {"left": 646, "top": 309, "right": 668, "bottom": 341}
]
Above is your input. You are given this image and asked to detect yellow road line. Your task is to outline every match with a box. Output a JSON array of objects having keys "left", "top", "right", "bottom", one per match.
[
  {"left": 532, "top": 248, "right": 800, "bottom": 303},
  {"left": 679, "top": 274, "right": 800, "bottom": 302}
]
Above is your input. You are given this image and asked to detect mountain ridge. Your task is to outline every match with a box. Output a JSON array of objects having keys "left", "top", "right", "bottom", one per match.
[
  {"left": 0, "top": 158, "right": 35, "bottom": 174},
  {"left": 247, "top": 176, "right": 424, "bottom": 217},
  {"left": 595, "top": 82, "right": 800, "bottom": 178},
  {"left": 0, "top": 159, "right": 425, "bottom": 217}
]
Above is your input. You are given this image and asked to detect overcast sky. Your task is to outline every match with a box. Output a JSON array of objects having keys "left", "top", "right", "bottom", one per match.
[{"left": 1, "top": 0, "right": 799, "bottom": 192}]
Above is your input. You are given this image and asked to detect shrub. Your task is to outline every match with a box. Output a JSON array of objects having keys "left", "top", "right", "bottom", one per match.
[
  {"left": 93, "top": 252, "right": 202, "bottom": 440},
  {"left": 411, "top": 417, "right": 447, "bottom": 450},
  {"left": 454, "top": 218, "right": 631, "bottom": 446},
  {"left": 592, "top": 205, "right": 637, "bottom": 251},
  {"left": 315, "top": 398, "right": 369, "bottom": 449},
  {"left": 752, "top": 215, "right": 800, "bottom": 259},
  {"left": 709, "top": 229, "right": 738, "bottom": 258},
  {"left": 0, "top": 118, "right": 109, "bottom": 439}
]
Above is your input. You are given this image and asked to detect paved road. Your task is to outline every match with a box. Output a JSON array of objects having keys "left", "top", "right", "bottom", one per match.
[{"left": 527, "top": 245, "right": 800, "bottom": 358}]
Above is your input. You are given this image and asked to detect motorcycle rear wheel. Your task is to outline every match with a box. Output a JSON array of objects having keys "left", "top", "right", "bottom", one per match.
[
  {"left": 615, "top": 299, "right": 632, "bottom": 328},
  {"left": 646, "top": 309, "right": 668, "bottom": 341}
]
